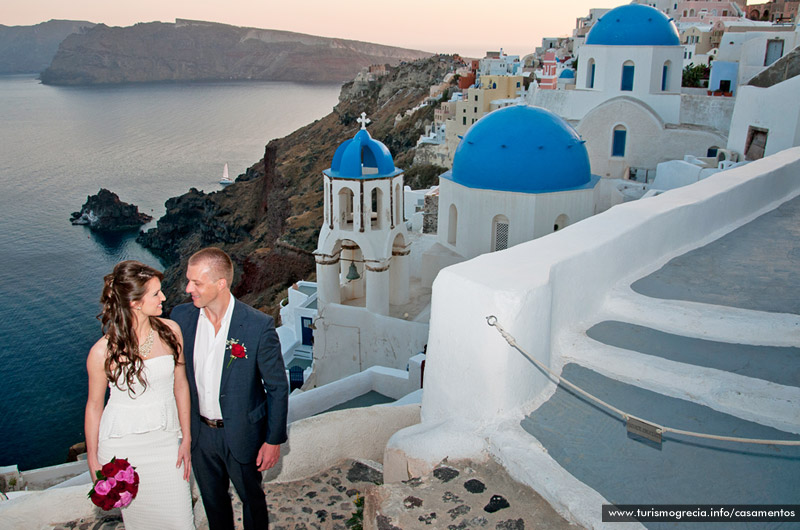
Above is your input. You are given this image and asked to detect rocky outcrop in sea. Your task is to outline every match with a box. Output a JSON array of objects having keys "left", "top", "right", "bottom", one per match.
[{"left": 70, "top": 188, "right": 152, "bottom": 231}]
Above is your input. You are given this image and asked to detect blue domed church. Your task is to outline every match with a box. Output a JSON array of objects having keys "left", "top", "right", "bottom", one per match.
[
  {"left": 421, "top": 105, "right": 600, "bottom": 285},
  {"left": 527, "top": 3, "right": 727, "bottom": 180}
]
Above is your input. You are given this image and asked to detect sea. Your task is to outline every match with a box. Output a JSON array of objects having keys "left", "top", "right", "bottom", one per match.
[{"left": 0, "top": 75, "right": 341, "bottom": 471}]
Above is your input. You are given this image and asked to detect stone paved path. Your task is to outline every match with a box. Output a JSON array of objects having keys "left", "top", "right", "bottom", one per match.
[{"left": 365, "top": 458, "right": 580, "bottom": 530}]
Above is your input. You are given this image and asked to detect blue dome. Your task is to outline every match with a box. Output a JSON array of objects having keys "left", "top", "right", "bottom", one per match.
[
  {"left": 324, "top": 128, "right": 401, "bottom": 179},
  {"left": 586, "top": 4, "right": 680, "bottom": 46},
  {"left": 448, "top": 105, "right": 592, "bottom": 194},
  {"left": 559, "top": 69, "right": 575, "bottom": 79}
]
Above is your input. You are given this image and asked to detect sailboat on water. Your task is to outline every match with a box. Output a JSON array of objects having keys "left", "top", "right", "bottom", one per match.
[{"left": 219, "top": 163, "right": 234, "bottom": 186}]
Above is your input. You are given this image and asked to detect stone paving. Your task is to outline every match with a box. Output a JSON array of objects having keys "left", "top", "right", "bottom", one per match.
[
  {"left": 364, "top": 458, "right": 579, "bottom": 530},
  {"left": 49, "top": 457, "right": 579, "bottom": 530}
]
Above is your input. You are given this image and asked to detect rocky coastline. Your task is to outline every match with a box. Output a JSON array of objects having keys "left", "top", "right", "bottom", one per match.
[
  {"left": 137, "top": 55, "right": 458, "bottom": 318},
  {"left": 70, "top": 188, "right": 152, "bottom": 232}
]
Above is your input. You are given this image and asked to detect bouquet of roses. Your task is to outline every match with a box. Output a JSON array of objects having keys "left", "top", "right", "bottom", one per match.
[{"left": 88, "top": 457, "right": 139, "bottom": 510}]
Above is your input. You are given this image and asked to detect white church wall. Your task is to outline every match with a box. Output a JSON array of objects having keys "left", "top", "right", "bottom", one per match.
[
  {"left": 578, "top": 97, "right": 727, "bottom": 178},
  {"left": 440, "top": 179, "right": 538, "bottom": 260},
  {"left": 532, "top": 187, "right": 596, "bottom": 237},
  {"left": 572, "top": 44, "right": 683, "bottom": 123},
  {"left": 727, "top": 76, "right": 800, "bottom": 157},
  {"left": 311, "top": 304, "right": 428, "bottom": 386},
  {"left": 413, "top": 146, "right": 800, "bottom": 429}
]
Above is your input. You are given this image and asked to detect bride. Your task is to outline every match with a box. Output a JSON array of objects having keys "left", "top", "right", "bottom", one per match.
[{"left": 85, "top": 260, "right": 195, "bottom": 529}]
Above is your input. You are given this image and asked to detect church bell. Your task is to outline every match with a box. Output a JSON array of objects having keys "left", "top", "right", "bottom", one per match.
[{"left": 346, "top": 262, "right": 361, "bottom": 281}]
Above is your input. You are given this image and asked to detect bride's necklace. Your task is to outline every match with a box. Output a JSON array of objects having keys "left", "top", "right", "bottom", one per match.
[{"left": 137, "top": 328, "right": 156, "bottom": 358}]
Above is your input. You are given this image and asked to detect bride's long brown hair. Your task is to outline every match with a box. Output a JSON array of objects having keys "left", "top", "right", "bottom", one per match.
[{"left": 99, "top": 260, "right": 181, "bottom": 393}]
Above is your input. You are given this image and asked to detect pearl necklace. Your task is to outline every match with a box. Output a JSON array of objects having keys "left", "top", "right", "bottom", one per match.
[{"left": 138, "top": 328, "right": 156, "bottom": 358}]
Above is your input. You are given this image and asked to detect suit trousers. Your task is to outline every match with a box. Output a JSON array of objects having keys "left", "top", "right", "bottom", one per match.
[{"left": 193, "top": 422, "right": 269, "bottom": 530}]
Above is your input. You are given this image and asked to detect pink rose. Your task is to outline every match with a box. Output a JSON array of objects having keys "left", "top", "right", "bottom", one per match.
[
  {"left": 105, "top": 477, "right": 117, "bottom": 489},
  {"left": 114, "top": 491, "right": 133, "bottom": 508},
  {"left": 94, "top": 479, "right": 111, "bottom": 496},
  {"left": 115, "top": 466, "right": 135, "bottom": 484}
]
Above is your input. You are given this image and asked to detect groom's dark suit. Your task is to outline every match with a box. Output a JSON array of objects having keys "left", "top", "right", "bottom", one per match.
[{"left": 172, "top": 298, "right": 288, "bottom": 529}]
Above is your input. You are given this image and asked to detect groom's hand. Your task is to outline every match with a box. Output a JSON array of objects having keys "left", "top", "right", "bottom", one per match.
[{"left": 256, "top": 442, "right": 280, "bottom": 472}]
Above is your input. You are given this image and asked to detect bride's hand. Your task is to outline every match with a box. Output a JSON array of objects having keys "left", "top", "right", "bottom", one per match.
[
  {"left": 176, "top": 439, "right": 191, "bottom": 481},
  {"left": 88, "top": 458, "right": 102, "bottom": 484}
]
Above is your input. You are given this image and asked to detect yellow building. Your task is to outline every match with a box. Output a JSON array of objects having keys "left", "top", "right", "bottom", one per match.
[{"left": 445, "top": 75, "right": 524, "bottom": 163}]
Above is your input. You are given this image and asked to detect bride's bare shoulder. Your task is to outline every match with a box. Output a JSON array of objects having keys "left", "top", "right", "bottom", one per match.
[
  {"left": 88, "top": 336, "right": 110, "bottom": 359},
  {"left": 158, "top": 317, "right": 183, "bottom": 338}
]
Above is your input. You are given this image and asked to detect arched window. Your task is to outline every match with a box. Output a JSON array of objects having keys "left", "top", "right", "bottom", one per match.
[
  {"left": 586, "top": 58, "right": 596, "bottom": 89},
  {"left": 554, "top": 214, "right": 570, "bottom": 232},
  {"left": 621, "top": 61, "right": 635, "bottom": 91},
  {"left": 491, "top": 214, "right": 510, "bottom": 252},
  {"left": 448, "top": 204, "right": 458, "bottom": 245},
  {"left": 338, "top": 188, "right": 354, "bottom": 230},
  {"left": 661, "top": 60, "right": 671, "bottom": 91},
  {"left": 689, "top": 8, "right": 695, "bottom": 16},
  {"left": 370, "top": 187, "right": 383, "bottom": 230},
  {"left": 612, "top": 125, "right": 627, "bottom": 157}
]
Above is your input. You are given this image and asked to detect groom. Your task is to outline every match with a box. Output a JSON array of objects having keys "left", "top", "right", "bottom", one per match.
[{"left": 171, "top": 247, "right": 289, "bottom": 530}]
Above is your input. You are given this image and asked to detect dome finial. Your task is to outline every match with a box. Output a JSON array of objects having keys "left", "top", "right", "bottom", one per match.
[{"left": 357, "top": 112, "right": 371, "bottom": 130}]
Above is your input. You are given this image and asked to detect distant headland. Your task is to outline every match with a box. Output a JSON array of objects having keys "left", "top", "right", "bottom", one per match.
[{"left": 37, "top": 19, "right": 432, "bottom": 85}]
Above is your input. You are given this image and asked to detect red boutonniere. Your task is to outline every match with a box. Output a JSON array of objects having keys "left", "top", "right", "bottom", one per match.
[{"left": 225, "top": 338, "right": 247, "bottom": 368}]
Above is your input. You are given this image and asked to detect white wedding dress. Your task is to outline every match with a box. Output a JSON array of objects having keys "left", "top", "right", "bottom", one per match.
[{"left": 98, "top": 355, "right": 194, "bottom": 529}]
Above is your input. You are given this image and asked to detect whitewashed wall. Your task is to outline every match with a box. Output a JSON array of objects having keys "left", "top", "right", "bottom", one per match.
[
  {"left": 436, "top": 178, "right": 596, "bottom": 260},
  {"left": 727, "top": 76, "right": 800, "bottom": 157},
  {"left": 311, "top": 304, "right": 428, "bottom": 386}
]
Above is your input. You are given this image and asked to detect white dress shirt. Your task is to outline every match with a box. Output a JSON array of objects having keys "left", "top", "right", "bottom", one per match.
[{"left": 193, "top": 295, "right": 235, "bottom": 420}]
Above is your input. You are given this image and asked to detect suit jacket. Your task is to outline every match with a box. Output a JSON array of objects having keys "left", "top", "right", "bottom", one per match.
[{"left": 171, "top": 299, "right": 289, "bottom": 463}]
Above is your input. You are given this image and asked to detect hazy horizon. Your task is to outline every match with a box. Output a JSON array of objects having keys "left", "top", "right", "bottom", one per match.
[{"left": 5, "top": 0, "right": 627, "bottom": 59}]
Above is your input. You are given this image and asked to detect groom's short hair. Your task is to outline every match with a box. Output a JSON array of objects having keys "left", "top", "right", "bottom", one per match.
[{"left": 188, "top": 247, "right": 234, "bottom": 286}]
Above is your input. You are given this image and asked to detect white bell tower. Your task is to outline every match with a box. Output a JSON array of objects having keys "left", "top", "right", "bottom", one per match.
[{"left": 315, "top": 113, "right": 410, "bottom": 316}]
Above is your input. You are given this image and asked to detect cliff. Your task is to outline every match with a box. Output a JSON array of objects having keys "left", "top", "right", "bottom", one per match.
[
  {"left": 138, "top": 55, "right": 459, "bottom": 318},
  {"left": 70, "top": 188, "right": 152, "bottom": 231},
  {"left": 40, "top": 19, "right": 431, "bottom": 85},
  {"left": 0, "top": 20, "right": 94, "bottom": 74}
]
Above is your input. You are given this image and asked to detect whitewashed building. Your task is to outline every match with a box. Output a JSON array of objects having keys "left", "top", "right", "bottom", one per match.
[
  {"left": 422, "top": 105, "right": 600, "bottom": 286},
  {"left": 529, "top": 3, "right": 730, "bottom": 179}
]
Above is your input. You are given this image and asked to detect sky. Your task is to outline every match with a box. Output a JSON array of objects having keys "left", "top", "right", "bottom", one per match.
[{"left": 5, "top": 0, "right": 628, "bottom": 58}]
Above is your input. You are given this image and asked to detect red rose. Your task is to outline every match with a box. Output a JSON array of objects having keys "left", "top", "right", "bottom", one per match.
[
  {"left": 124, "top": 479, "right": 139, "bottom": 496},
  {"left": 101, "top": 461, "right": 117, "bottom": 478},
  {"left": 90, "top": 491, "right": 105, "bottom": 508},
  {"left": 113, "top": 458, "right": 130, "bottom": 473},
  {"left": 231, "top": 344, "right": 246, "bottom": 358},
  {"left": 102, "top": 490, "right": 120, "bottom": 510}
]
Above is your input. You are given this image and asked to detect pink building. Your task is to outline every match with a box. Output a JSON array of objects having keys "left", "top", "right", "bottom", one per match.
[{"left": 540, "top": 50, "right": 558, "bottom": 90}]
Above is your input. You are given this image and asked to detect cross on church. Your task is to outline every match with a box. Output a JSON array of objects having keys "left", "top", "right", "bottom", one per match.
[{"left": 357, "top": 112, "right": 371, "bottom": 130}]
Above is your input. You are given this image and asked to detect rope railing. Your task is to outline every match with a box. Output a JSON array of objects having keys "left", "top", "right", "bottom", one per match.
[{"left": 486, "top": 315, "right": 800, "bottom": 446}]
